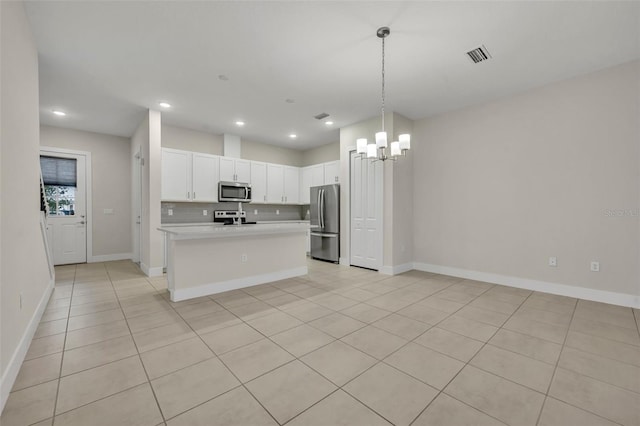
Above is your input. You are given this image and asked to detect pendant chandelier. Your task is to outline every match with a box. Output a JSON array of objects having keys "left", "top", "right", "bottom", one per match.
[{"left": 356, "top": 27, "right": 410, "bottom": 161}]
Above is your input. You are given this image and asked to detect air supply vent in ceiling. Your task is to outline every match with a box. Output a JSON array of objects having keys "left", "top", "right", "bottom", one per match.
[
  {"left": 314, "top": 113, "right": 330, "bottom": 120},
  {"left": 466, "top": 45, "right": 491, "bottom": 63}
]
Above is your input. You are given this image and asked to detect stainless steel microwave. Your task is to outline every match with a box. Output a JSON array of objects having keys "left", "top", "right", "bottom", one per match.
[{"left": 218, "top": 181, "right": 252, "bottom": 202}]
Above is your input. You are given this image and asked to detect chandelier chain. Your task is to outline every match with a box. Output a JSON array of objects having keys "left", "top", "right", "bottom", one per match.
[{"left": 381, "top": 35, "right": 385, "bottom": 132}]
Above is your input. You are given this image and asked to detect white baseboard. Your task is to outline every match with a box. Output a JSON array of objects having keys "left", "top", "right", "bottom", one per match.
[
  {"left": 1, "top": 278, "right": 55, "bottom": 412},
  {"left": 140, "top": 263, "right": 164, "bottom": 277},
  {"left": 413, "top": 262, "right": 640, "bottom": 309},
  {"left": 89, "top": 252, "right": 132, "bottom": 263},
  {"left": 339, "top": 257, "right": 349, "bottom": 266},
  {"left": 171, "top": 266, "right": 308, "bottom": 302},
  {"left": 379, "top": 263, "right": 414, "bottom": 276}
]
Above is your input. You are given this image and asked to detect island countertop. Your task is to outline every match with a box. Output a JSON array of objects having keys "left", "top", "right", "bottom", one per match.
[{"left": 158, "top": 222, "right": 309, "bottom": 240}]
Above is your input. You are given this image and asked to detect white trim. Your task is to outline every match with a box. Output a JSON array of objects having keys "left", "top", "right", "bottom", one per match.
[
  {"left": 170, "top": 266, "right": 308, "bottom": 302},
  {"left": 379, "top": 263, "right": 413, "bottom": 276},
  {"left": 413, "top": 262, "right": 640, "bottom": 309},
  {"left": 140, "top": 263, "right": 164, "bottom": 277},
  {"left": 339, "top": 257, "right": 350, "bottom": 266},
  {"left": 1, "top": 278, "right": 55, "bottom": 412},
  {"left": 89, "top": 252, "right": 132, "bottom": 263},
  {"left": 40, "top": 146, "right": 93, "bottom": 263}
]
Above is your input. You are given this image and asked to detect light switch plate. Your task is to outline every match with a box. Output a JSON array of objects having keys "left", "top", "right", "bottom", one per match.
[
  {"left": 203, "top": 209, "right": 208, "bottom": 216},
  {"left": 548, "top": 257, "right": 557, "bottom": 267},
  {"left": 590, "top": 261, "right": 600, "bottom": 272},
  {"left": 103, "top": 208, "right": 114, "bottom": 215}
]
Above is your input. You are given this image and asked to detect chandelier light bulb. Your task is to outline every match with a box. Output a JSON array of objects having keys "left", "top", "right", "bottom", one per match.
[
  {"left": 366, "top": 143, "right": 377, "bottom": 159},
  {"left": 390, "top": 141, "right": 401, "bottom": 157},
  {"left": 399, "top": 134, "right": 411, "bottom": 151},
  {"left": 375, "top": 132, "right": 388, "bottom": 149},
  {"left": 356, "top": 138, "right": 368, "bottom": 154}
]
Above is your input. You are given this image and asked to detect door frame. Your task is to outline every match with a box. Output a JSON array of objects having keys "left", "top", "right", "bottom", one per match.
[
  {"left": 348, "top": 148, "right": 384, "bottom": 270},
  {"left": 40, "top": 146, "right": 93, "bottom": 263},
  {"left": 132, "top": 148, "right": 142, "bottom": 263}
]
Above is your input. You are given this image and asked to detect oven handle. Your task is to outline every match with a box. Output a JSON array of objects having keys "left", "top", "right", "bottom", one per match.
[{"left": 311, "top": 232, "right": 337, "bottom": 238}]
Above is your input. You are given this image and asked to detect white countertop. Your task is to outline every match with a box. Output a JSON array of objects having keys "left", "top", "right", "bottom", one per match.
[
  {"left": 160, "top": 220, "right": 309, "bottom": 227},
  {"left": 158, "top": 222, "right": 309, "bottom": 240}
]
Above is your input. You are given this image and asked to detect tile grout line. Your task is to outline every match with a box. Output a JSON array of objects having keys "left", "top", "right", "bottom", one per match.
[
  {"left": 49, "top": 263, "right": 78, "bottom": 424},
  {"left": 534, "top": 297, "right": 579, "bottom": 426},
  {"left": 405, "top": 285, "right": 534, "bottom": 426},
  {"left": 104, "top": 264, "right": 167, "bottom": 425}
]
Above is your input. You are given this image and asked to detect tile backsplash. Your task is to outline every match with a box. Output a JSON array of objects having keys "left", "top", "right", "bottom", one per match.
[{"left": 161, "top": 202, "right": 310, "bottom": 224}]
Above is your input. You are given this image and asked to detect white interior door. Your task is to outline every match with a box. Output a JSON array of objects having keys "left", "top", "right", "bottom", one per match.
[
  {"left": 41, "top": 152, "right": 87, "bottom": 265},
  {"left": 350, "top": 151, "right": 382, "bottom": 270}
]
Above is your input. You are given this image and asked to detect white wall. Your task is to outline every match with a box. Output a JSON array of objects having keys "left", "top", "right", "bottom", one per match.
[
  {"left": 132, "top": 111, "right": 163, "bottom": 276},
  {"left": 1, "top": 1, "right": 53, "bottom": 411},
  {"left": 40, "top": 126, "right": 132, "bottom": 260},
  {"left": 300, "top": 142, "right": 340, "bottom": 166},
  {"left": 413, "top": 60, "right": 640, "bottom": 305},
  {"left": 242, "top": 139, "right": 302, "bottom": 166},
  {"left": 162, "top": 124, "right": 223, "bottom": 155}
]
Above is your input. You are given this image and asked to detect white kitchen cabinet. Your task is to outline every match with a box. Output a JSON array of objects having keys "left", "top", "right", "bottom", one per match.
[
  {"left": 219, "top": 157, "right": 251, "bottom": 183},
  {"left": 191, "top": 153, "right": 219, "bottom": 202},
  {"left": 323, "top": 160, "right": 340, "bottom": 184},
  {"left": 266, "top": 164, "right": 298, "bottom": 204},
  {"left": 283, "top": 166, "right": 299, "bottom": 204},
  {"left": 250, "top": 161, "right": 267, "bottom": 203},
  {"left": 299, "top": 164, "right": 324, "bottom": 204},
  {"left": 266, "top": 164, "right": 284, "bottom": 203},
  {"left": 161, "top": 148, "right": 219, "bottom": 202},
  {"left": 161, "top": 149, "right": 191, "bottom": 201}
]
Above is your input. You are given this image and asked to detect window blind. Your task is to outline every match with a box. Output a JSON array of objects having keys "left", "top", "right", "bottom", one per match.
[{"left": 40, "top": 156, "right": 77, "bottom": 187}]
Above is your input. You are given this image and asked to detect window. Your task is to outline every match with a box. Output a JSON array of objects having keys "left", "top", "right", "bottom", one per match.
[{"left": 40, "top": 156, "right": 77, "bottom": 216}]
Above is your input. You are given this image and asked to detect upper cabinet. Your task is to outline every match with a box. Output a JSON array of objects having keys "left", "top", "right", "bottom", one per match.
[
  {"left": 250, "top": 162, "right": 267, "bottom": 204},
  {"left": 161, "top": 148, "right": 219, "bottom": 202},
  {"left": 219, "top": 157, "right": 251, "bottom": 183},
  {"left": 323, "top": 161, "right": 340, "bottom": 185},
  {"left": 266, "top": 164, "right": 299, "bottom": 204},
  {"left": 161, "top": 147, "right": 338, "bottom": 205},
  {"left": 299, "top": 164, "right": 324, "bottom": 204}
]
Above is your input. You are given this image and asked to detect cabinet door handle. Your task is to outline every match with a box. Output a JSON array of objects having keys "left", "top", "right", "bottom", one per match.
[
  {"left": 187, "top": 191, "right": 190, "bottom": 199},
  {"left": 193, "top": 192, "right": 196, "bottom": 199}
]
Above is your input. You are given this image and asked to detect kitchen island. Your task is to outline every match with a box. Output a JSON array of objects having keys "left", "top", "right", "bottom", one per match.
[{"left": 158, "top": 222, "right": 308, "bottom": 302}]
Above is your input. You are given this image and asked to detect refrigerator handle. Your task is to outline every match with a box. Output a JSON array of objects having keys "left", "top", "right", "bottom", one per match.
[
  {"left": 320, "top": 189, "right": 325, "bottom": 229},
  {"left": 317, "top": 189, "right": 322, "bottom": 229}
]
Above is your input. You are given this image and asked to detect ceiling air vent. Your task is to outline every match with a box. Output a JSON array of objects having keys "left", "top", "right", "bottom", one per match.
[
  {"left": 314, "top": 113, "right": 330, "bottom": 120},
  {"left": 466, "top": 45, "right": 491, "bottom": 64}
]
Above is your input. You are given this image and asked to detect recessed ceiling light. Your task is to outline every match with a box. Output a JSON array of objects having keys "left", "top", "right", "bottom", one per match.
[
  {"left": 52, "top": 110, "right": 66, "bottom": 116},
  {"left": 235, "top": 121, "right": 245, "bottom": 126},
  {"left": 159, "top": 102, "right": 171, "bottom": 108},
  {"left": 289, "top": 134, "right": 297, "bottom": 139},
  {"left": 325, "top": 121, "right": 334, "bottom": 125},
  {"left": 218, "top": 75, "right": 229, "bottom": 81},
  {"left": 285, "top": 99, "right": 295, "bottom": 104}
]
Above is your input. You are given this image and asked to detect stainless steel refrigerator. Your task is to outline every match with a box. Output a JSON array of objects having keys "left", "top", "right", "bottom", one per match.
[{"left": 310, "top": 184, "right": 340, "bottom": 262}]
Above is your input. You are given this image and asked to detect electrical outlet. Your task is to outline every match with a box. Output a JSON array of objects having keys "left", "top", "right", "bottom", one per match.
[
  {"left": 548, "top": 257, "right": 557, "bottom": 267},
  {"left": 241, "top": 254, "right": 248, "bottom": 263},
  {"left": 254, "top": 209, "right": 258, "bottom": 215},
  {"left": 276, "top": 209, "right": 280, "bottom": 215},
  {"left": 203, "top": 209, "right": 208, "bottom": 216},
  {"left": 168, "top": 209, "right": 173, "bottom": 216},
  {"left": 590, "top": 261, "right": 600, "bottom": 272},
  {"left": 103, "top": 208, "right": 114, "bottom": 215}
]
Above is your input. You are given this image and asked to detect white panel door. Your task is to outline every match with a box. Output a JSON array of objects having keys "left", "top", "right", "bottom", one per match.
[
  {"left": 192, "top": 153, "right": 219, "bottom": 202},
  {"left": 323, "top": 161, "right": 340, "bottom": 184},
  {"left": 250, "top": 161, "right": 267, "bottom": 203},
  {"left": 283, "top": 166, "right": 299, "bottom": 204},
  {"left": 350, "top": 152, "right": 382, "bottom": 270},
  {"left": 161, "top": 149, "right": 191, "bottom": 201},
  {"left": 266, "top": 164, "right": 284, "bottom": 203},
  {"left": 219, "top": 157, "right": 236, "bottom": 181},
  {"left": 235, "top": 160, "right": 251, "bottom": 183},
  {"left": 42, "top": 152, "right": 88, "bottom": 265}
]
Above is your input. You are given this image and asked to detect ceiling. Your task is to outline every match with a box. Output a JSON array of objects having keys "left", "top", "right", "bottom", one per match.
[{"left": 26, "top": 1, "right": 640, "bottom": 150}]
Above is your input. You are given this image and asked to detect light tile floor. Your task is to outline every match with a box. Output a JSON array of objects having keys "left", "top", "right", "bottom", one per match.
[{"left": 2, "top": 260, "right": 640, "bottom": 426}]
